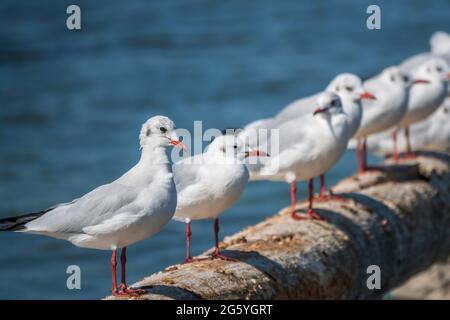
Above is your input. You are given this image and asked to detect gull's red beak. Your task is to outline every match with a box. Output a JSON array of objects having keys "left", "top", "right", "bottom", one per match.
[
  {"left": 360, "top": 92, "right": 377, "bottom": 100},
  {"left": 245, "top": 149, "right": 269, "bottom": 157},
  {"left": 170, "top": 139, "right": 188, "bottom": 151},
  {"left": 411, "top": 79, "right": 430, "bottom": 85},
  {"left": 313, "top": 107, "right": 327, "bottom": 116}
]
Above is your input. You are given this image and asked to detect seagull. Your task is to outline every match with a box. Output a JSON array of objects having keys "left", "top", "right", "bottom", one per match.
[
  {"left": 397, "top": 57, "right": 449, "bottom": 157},
  {"left": 273, "top": 74, "right": 374, "bottom": 136},
  {"left": 242, "top": 73, "right": 375, "bottom": 198},
  {"left": 430, "top": 31, "right": 450, "bottom": 59},
  {"left": 400, "top": 31, "right": 450, "bottom": 73},
  {"left": 245, "top": 92, "right": 350, "bottom": 220},
  {"left": 351, "top": 31, "right": 450, "bottom": 161},
  {"left": 364, "top": 98, "right": 450, "bottom": 156},
  {"left": 351, "top": 66, "right": 429, "bottom": 172},
  {"left": 0, "top": 115, "right": 186, "bottom": 296},
  {"left": 172, "top": 134, "right": 264, "bottom": 263}
]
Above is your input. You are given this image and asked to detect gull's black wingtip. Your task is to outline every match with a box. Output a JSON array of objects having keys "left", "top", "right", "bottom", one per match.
[{"left": 0, "top": 209, "right": 50, "bottom": 232}]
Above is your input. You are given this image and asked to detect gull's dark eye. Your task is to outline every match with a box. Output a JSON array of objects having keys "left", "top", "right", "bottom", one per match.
[
  {"left": 436, "top": 66, "right": 443, "bottom": 73},
  {"left": 159, "top": 127, "right": 167, "bottom": 133},
  {"left": 390, "top": 75, "right": 396, "bottom": 82},
  {"left": 233, "top": 145, "right": 238, "bottom": 149},
  {"left": 403, "top": 75, "right": 409, "bottom": 82},
  {"left": 345, "top": 86, "right": 354, "bottom": 92},
  {"left": 331, "top": 99, "right": 337, "bottom": 107}
]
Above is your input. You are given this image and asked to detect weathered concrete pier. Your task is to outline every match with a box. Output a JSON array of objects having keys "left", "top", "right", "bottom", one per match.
[{"left": 106, "top": 151, "right": 450, "bottom": 300}]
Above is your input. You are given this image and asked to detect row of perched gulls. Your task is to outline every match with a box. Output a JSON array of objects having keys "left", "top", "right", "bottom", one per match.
[{"left": 1, "top": 31, "right": 449, "bottom": 297}]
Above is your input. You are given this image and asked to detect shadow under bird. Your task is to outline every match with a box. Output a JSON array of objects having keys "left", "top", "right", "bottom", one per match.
[{"left": 0, "top": 115, "right": 186, "bottom": 296}]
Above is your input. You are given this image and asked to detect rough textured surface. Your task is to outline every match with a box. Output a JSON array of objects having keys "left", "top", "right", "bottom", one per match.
[
  {"left": 392, "top": 256, "right": 450, "bottom": 299},
  {"left": 106, "top": 151, "right": 450, "bottom": 300}
]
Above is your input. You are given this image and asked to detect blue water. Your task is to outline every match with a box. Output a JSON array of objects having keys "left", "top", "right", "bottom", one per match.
[{"left": 0, "top": 0, "right": 448, "bottom": 299}]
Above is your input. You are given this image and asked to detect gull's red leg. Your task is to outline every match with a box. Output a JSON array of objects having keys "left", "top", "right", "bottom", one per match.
[
  {"left": 315, "top": 174, "right": 330, "bottom": 200},
  {"left": 211, "top": 218, "right": 236, "bottom": 261},
  {"left": 363, "top": 138, "right": 368, "bottom": 170},
  {"left": 362, "top": 138, "right": 384, "bottom": 172},
  {"left": 356, "top": 139, "right": 360, "bottom": 171},
  {"left": 357, "top": 139, "right": 365, "bottom": 174},
  {"left": 402, "top": 126, "right": 416, "bottom": 159},
  {"left": 111, "top": 250, "right": 119, "bottom": 295},
  {"left": 118, "top": 247, "right": 146, "bottom": 296},
  {"left": 290, "top": 182, "right": 297, "bottom": 217},
  {"left": 307, "top": 178, "right": 323, "bottom": 220},
  {"left": 213, "top": 218, "right": 220, "bottom": 256},
  {"left": 290, "top": 182, "right": 304, "bottom": 220},
  {"left": 182, "top": 221, "right": 197, "bottom": 264},
  {"left": 292, "top": 179, "right": 323, "bottom": 220},
  {"left": 181, "top": 222, "right": 208, "bottom": 264},
  {"left": 314, "top": 174, "right": 347, "bottom": 202},
  {"left": 356, "top": 138, "right": 369, "bottom": 173},
  {"left": 392, "top": 129, "right": 399, "bottom": 162},
  {"left": 120, "top": 247, "right": 126, "bottom": 290},
  {"left": 406, "top": 126, "right": 412, "bottom": 154},
  {"left": 320, "top": 174, "right": 327, "bottom": 198}
]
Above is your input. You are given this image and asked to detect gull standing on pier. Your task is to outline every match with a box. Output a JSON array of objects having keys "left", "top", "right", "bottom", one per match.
[
  {"left": 350, "top": 66, "right": 429, "bottom": 171},
  {"left": 397, "top": 57, "right": 449, "bottom": 156},
  {"left": 0, "top": 116, "right": 185, "bottom": 296},
  {"left": 364, "top": 93, "right": 450, "bottom": 156},
  {"left": 246, "top": 92, "right": 350, "bottom": 220},
  {"left": 361, "top": 31, "right": 450, "bottom": 157},
  {"left": 242, "top": 73, "right": 375, "bottom": 197},
  {"left": 173, "top": 135, "right": 265, "bottom": 263}
]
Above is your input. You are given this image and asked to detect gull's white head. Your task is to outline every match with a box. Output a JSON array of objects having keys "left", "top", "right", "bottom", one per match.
[
  {"left": 380, "top": 66, "right": 410, "bottom": 88},
  {"left": 415, "top": 57, "right": 449, "bottom": 83},
  {"left": 430, "top": 31, "right": 450, "bottom": 56},
  {"left": 207, "top": 135, "right": 266, "bottom": 162},
  {"left": 326, "top": 73, "right": 376, "bottom": 102},
  {"left": 139, "top": 116, "right": 186, "bottom": 150},
  {"left": 313, "top": 91, "right": 344, "bottom": 117}
]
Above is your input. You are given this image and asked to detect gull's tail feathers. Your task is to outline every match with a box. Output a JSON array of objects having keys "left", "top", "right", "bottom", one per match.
[
  {"left": 0, "top": 210, "right": 50, "bottom": 231},
  {"left": 0, "top": 198, "right": 78, "bottom": 232}
]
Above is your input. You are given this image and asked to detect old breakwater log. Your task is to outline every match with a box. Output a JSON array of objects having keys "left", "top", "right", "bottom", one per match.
[{"left": 106, "top": 151, "right": 450, "bottom": 300}]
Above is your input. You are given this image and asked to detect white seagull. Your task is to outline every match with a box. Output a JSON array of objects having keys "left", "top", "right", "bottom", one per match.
[
  {"left": 397, "top": 57, "right": 449, "bottom": 156},
  {"left": 400, "top": 31, "right": 450, "bottom": 73},
  {"left": 351, "top": 66, "right": 428, "bottom": 172},
  {"left": 364, "top": 97, "right": 450, "bottom": 156},
  {"left": 350, "top": 31, "right": 450, "bottom": 161},
  {"left": 173, "top": 134, "right": 264, "bottom": 263},
  {"left": 0, "top": 115, "right": 186, "bottom": 296},
  {"left": 242, "top": 73, "right": 375, "bottom": 198},
  {"left": 272, "top": 74, "right": 374, "bottom": 135},
  {"left": 246, "top": 92, "right": 350, "bottom": 220}
]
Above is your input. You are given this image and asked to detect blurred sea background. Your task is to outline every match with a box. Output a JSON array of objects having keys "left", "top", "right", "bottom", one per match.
[{"left": 0, "top": 0, "right": 449, "bottom": 299}]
